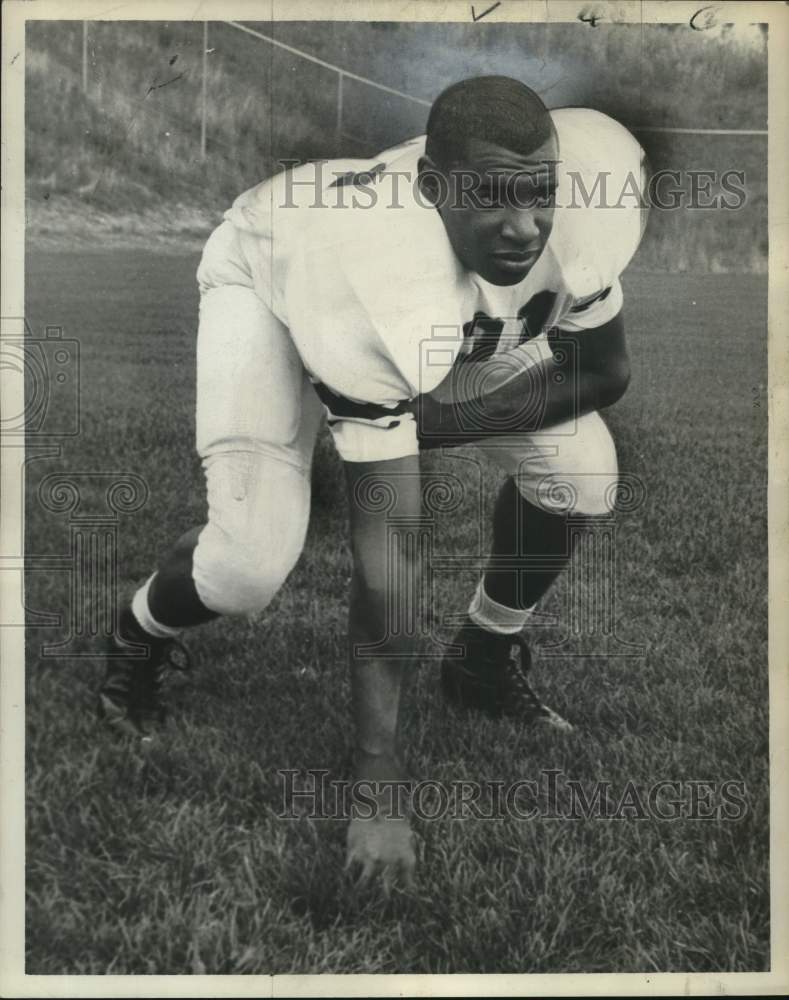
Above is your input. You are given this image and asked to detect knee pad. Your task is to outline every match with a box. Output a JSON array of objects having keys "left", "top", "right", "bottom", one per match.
[{"left": 192, "top": 523, "right": 301, "bottom": 616}]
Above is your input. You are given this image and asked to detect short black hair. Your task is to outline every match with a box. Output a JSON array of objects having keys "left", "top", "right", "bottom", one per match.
[{"left": 426, "top": 76, "right": 554, "bottom": 167}]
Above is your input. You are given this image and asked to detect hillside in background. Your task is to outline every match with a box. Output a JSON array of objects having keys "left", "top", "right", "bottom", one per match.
[{"left": 25, "top": 19, "right": 767, "bottom": 270}]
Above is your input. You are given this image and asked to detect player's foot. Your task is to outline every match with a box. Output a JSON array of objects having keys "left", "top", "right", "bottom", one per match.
[
  {"left": 97, "top": 605, "right": 191, "bottom": 741},
  {"left": 441, "top": 617, "right": 572, "bottom": 730}
]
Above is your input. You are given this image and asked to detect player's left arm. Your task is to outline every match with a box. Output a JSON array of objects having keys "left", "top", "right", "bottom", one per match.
[{"left": 412, "top": 310, "right": 631, "bottom": 448}]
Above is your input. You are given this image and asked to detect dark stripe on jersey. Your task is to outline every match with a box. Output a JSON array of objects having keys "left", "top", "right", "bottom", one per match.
[
  {"left": 312, "top": 381, "right": 411, "bottom": 423},
  {"left": 330, "top": 163, "right": 387, "bottom": 188},
  {"left": 570, "top": 286, "right": 612, "bottom": 312}
]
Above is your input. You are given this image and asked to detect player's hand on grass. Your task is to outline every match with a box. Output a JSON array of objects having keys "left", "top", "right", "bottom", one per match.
[
  {"left": 346, "top": 812, "right": 417, "bottom": 894},
  {"left": 345, "top": 747, "right": 417, "bottom": 894}
]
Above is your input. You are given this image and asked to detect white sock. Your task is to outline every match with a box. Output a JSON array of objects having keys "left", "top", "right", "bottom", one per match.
[
  {"left": 130, "top": 574, "right": 181, "bottom": 639},
  {"left": 468, "top": 579, "right": 536, "bottom": 635}
]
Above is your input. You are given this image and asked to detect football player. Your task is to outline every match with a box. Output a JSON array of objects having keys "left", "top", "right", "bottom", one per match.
[{"left": 98, "top": 76, "right": 646, "bottom": 888}]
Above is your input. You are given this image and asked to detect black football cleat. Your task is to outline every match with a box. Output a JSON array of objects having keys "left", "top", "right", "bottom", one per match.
[
  {"left": 441, "top": 617, "right": 572, "bottom": 730},
  {"left": 97, "top": 605, "right": 192, "bottom": 741}
]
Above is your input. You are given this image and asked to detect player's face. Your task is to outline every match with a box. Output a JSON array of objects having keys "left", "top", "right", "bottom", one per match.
[{"left": 434, "top": 134, "right": 559, "bottom": 286}]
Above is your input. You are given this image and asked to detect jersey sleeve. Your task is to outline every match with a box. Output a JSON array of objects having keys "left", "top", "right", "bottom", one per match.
[
  {"left": 558, "top": 278, "right": 624, "bottom": 331},
  {"left": 550, "top": 108, "right": 648, "bottom": 332}
]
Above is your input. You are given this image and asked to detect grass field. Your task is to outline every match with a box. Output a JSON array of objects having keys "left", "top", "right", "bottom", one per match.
[{"left": 23, "top": 249, "right": 769, "bottom": 974}]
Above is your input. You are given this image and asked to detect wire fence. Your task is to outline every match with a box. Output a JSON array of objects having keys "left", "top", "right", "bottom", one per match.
[
  {"left": 26, "top": 18, "right": 768, "bottom": 270},
  {"left": 77, "top": 19, "right": 768, "bottom": 161}
]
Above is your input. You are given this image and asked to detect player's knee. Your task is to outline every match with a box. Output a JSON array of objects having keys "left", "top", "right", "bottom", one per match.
[
  {"left": 192, "top": 525, "right": 300, "bottom": 615},
  {"left": 521, "top": 419, "right": 620, "bottom": 516},
  {"left": 570, "top": 470, "right": 620, "bottom": 515}
]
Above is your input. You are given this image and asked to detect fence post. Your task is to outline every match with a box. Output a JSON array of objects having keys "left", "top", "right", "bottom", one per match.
[
  {"left": 82, "top": 21, "right": 88, "bottom": 93},
  {"left": 336, "top": 71, "right": 344, "bottom": 154},
  {"left": 200, "top": 22, "right": 208, "bottom": 160}
]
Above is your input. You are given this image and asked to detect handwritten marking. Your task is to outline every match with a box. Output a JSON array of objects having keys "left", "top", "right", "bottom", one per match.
[
  {"left": 578, "top": 6, "right": 603, "bottom": 26},
  {"left": 690, "top": 5, "right": 721, "bottom": 30},
  {"left": 146, "top": 72, "right": 185, "bottom": 96},
  {"left": 471, "top": 2, "right": 501, "bottom": 21}
]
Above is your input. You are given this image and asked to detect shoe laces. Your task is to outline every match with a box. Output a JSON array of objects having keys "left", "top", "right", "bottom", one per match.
[
  {"left": 135, "top": 638, "right": 192, "bottom": 710},
  {"left": 161, "top": 639, "right": 192, "bottom": 675},
  {"left": 502, "top": 635, "right": 544, "bottom": 713}
]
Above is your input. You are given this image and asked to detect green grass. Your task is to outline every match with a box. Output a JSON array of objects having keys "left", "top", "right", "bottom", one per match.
[{"left": 23, "top": 252, "right": 768, "bottom": 973}]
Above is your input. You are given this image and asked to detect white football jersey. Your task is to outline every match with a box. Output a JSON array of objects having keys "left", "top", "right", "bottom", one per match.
[{"left": 224, "top": 108, "right": 647, "bottom": 461}]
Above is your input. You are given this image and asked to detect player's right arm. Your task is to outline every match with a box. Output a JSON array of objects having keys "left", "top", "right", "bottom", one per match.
[
  {"left": 343, "top": 454, "right": 421, "bottom": 891},
  {"left": 411, "top": 311, "right": 631, "bottom": 448}
]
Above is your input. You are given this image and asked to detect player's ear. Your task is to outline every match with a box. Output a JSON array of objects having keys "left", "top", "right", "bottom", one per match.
[{"left": 417, "top": 155, "right": 443, "bottom": 207}]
